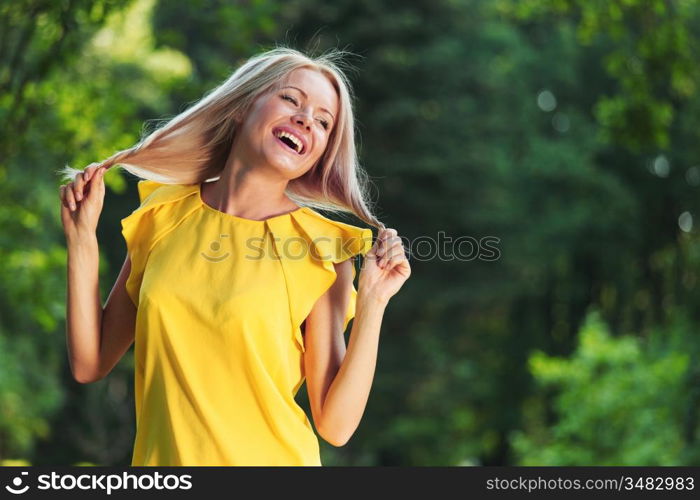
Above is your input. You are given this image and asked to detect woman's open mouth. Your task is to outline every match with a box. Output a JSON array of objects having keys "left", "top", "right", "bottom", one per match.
[{"left": 273, "top": 129, "right": 305, "bottom": 155}]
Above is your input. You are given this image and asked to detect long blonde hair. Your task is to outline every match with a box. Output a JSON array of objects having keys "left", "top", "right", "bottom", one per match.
[{"left": 57, "top": 46, "right": 384, "bottom": 229}]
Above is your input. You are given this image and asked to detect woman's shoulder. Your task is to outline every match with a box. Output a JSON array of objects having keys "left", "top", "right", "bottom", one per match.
[
  {"left": 266, "top": 207, "right": 375, "bottom": 354},
  {"left": 134, "top": 179, "right": 199, "bottom": 206},
  {"left": 120, "top": 179, "right": 201, "bottom": 254},
  {"left": 285, "top": 206, "right": 375, "bottom": 263}
]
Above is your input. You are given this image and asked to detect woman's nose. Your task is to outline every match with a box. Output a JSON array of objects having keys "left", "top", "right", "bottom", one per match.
[{"left": 294, "top": 112, "right": 312, "bottom": 129}]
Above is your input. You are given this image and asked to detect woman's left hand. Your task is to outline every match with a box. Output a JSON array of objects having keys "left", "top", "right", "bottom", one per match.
[{"left": 358, "top": 228, "right": 411, "bottom": 304}]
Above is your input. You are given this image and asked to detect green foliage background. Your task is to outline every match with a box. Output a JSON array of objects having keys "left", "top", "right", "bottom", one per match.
[{"left": 1, "top": 0, "right": 699, "bottom": 465}]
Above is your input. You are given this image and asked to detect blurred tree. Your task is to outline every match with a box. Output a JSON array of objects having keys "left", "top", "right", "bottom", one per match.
[
  {"left": 500, "top": 0, "right": 700, "bottom": 465},
  {"left": 0, "top": 0, "right": 135, "bottom": 152},
  {"left": 512, "top": 309, "right": 699, "bottom": 465},
  {"left": 0, "top": 0, "right": 136, "bottom": 462},
  {"left": 502, "top": 0, "right": 700, "bottom": 152}
]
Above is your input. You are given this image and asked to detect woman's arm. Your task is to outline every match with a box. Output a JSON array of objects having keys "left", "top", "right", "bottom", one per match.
[
  {"left": 304, "top": 259, "right": 386, "bottom": 446},
  {"left": 65, "top": 234, "right": 104, "bottom": 383},
  {"left": 66, "top": 240, "right": 137, "bottom": 385},
  {"left": 304, "top": 227, "right": 410, "bottom": 446},
  {"left": 61, "top": 164, "right": 136, "bottom": 384}
]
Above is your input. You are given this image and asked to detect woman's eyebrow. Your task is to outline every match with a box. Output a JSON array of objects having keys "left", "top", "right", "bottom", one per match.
[{"left": 281, "top": 85, "right": 335, "bottom": 121}]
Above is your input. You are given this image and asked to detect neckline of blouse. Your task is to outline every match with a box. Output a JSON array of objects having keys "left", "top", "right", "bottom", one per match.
[{"left": 197, "top": 182, "right": 305, "bottom": 224}]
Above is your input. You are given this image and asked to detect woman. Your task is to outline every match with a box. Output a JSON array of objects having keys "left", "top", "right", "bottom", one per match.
[{"left": 58, "top": 47, "right": 410, "bottom": 466}]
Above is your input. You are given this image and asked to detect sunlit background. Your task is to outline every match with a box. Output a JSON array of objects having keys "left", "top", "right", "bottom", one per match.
[{"left": 2, "top": 0, "right": 700, "bottom": 466}]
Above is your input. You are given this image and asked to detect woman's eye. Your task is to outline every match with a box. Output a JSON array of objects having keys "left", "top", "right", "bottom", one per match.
[
  {"left": 282, "top": 94, "right": 329, "bottom": 130},
  {"left": 281, "top": 94, "right": 297, "bottom": 105}
]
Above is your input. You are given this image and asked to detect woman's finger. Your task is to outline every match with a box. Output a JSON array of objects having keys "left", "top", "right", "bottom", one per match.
[
  {"left": 385, "top": 254, "right": 410, "bottom": 275},
  {"left": 381, "top": 239, "right": 404, "bottom": 259},
  {"left": 84, "top": 163, "right": 100, "bottom": 182},
  {"left": 381, "top": 236, "right": 408, "bottom": 269},
  {"left": 378, "top": 241, "right": 405, "bottom": 268},
  {"left": 88, "top": 167, "right": 106, "bottom": 198},
  {"left": 74, "top": 172, "right": 85, "bottom": 202},
  {"left": 87, "top": 163, "right": 100, "bottom": 180},
  {"left": 59, "top": 185, "right": 67, "bottom": 208},
  {"left": 65, "top": 183, "right": 77, "bottom": 211},
  {"left": 376, "top": 236, "right": 403, "bottom": 257},
  {"left": 376, "top": 233, "right": 403, "bottom": 261}
]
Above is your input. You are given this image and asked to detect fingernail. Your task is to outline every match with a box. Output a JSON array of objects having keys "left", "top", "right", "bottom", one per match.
[
  {"left": 70, "top": 203, "right": 76, "bottom": 211},
  {"left": 76, "top": 193, "right": 82, "bottom": 201}
]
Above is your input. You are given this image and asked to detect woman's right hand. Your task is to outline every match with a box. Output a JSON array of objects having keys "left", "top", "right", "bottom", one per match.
[{"left": 60, "top": 163, "right": 107, "bottom": 242}]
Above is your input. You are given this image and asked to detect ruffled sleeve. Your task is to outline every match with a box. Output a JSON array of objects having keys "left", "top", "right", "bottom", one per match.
[
  {"left": 266, "top": 208, "right": 374, "bottom": 354},
  {"left": 120, "top": 180, "right": 200, "bottom": 306}
]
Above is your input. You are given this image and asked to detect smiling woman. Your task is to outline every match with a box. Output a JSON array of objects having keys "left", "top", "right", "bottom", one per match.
[
  {"left": 57, "top": 46, "right": 411, "bottom": 466},
  {"left": 59, "top": 47, "right": 382, "bottom": 226}
]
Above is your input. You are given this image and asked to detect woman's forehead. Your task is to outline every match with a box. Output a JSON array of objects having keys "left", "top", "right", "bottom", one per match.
[
  {"left": 281, "top": 67, "right": 332, "bottom": 88},
  {"left": 278, "top": 71, "right": 338, "bottom": 113}
]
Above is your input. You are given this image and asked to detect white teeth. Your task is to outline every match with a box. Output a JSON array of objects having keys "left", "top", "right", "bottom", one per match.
[{"left": 275, "top": 130, "right": 303, "bottom": 154}]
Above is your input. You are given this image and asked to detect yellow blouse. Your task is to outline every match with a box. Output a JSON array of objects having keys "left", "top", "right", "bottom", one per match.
[{"left": 120, "top": 179, "right": 373, "bottom": 466}]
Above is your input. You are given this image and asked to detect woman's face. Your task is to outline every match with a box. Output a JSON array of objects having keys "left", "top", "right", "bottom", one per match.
[{"left": 235, "top": 67, "right": 339, "bottom": 179}]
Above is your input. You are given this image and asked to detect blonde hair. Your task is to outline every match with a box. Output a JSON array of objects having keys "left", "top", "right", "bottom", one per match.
[{"left": 57, "top": 45, "right": 385, "bottom": 230}]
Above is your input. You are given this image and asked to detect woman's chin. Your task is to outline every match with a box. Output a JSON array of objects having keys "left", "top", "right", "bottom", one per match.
[
  {"left": 276, "top": 162, "right": 313, "bottom": 180},
  {"left": 266, "top": 152, "right": 305, "bottom": 173}
]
